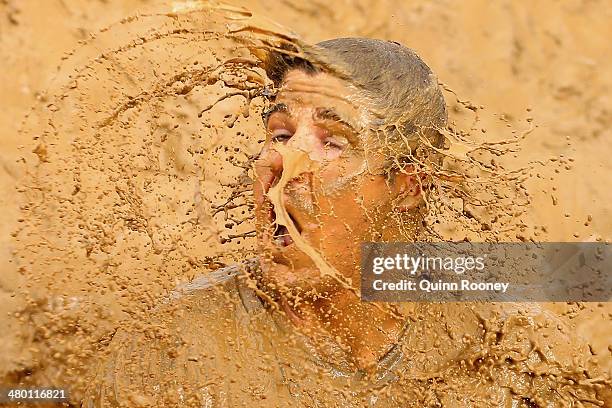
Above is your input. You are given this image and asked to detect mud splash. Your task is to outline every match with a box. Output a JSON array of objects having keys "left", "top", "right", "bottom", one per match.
[
  {"left": 1, "top": 0, "right": 609, "bottom": 406},
  {"left": 11, "top": 2, "right": 294, "bottom": 398}
]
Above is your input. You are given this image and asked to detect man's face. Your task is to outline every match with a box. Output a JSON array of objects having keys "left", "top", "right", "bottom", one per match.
[{"left": 253, "top": 70, "right": 412, "bottom": 294}]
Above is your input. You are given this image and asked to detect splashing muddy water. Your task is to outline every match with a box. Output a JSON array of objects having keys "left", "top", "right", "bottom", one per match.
[{"left": 1, "top": 1, "right": 610, "bottom": 407}]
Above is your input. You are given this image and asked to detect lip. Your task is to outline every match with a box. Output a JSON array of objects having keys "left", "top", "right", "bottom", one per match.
[
  {"left": 264, "top": 172, "right": 305, "bottom": 248},
  {"left": 259, "top": 170, "right": 309, "bottom": 248},
  {"left": 271, "top": 206, "right": 302, "bottom": 247}
]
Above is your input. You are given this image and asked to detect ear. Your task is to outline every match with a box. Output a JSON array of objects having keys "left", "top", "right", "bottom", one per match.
[{"left": 391, "top": 165, "right": 422, "bottom": 212}]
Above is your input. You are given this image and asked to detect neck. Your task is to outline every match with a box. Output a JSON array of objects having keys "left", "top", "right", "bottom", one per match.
[{"left": 279, "top": 285, "right": 405, "bottom": 373}]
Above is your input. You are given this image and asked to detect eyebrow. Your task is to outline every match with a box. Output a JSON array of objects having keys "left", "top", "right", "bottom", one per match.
[
  {"left": 313, "top": 108, "right": 362, "bottom": 147},
  {"left": 313, "top": 107, "right": 357, "bottom": 133},
  {"left": 262, "top": 104, "right": 360, "bottom": 144},
  {"left": 261, "top": 103, "right": 288, "bottom": 124}
]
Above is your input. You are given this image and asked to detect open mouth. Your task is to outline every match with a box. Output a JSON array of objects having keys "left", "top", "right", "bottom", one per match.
[
  {"left": 263, "top": 173, "right": 304, "bottom": 247},
  {"left": 271, "top": 208, "right": 301, "bottom": 247}
]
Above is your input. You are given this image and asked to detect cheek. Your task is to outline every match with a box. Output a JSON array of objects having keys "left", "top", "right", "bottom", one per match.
[
  {"left": 358, "top": 177, "right": 392, "bottom": 209},
  {"left": 316, "top": 156, "right": 366, "bottom": 189},
  {"left": 318, "top": 177, "right": 392, "bottom": 236},
  {"left": 313, "top": 173, "right": 391, "bottom": 217},
  {"left": 317, "top": 192, "right": 367, "bottom": 237},
  {"left": 316, "top": 202, "right": 363, "bottom": 277}
]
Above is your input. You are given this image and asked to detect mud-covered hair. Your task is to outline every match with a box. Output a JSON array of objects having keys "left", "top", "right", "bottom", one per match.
[{"left": 265, "top": 37, "right": 447, "bottom": 151}]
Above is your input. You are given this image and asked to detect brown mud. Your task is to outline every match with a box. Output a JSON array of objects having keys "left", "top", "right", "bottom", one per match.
[{"left": 0, "top": 0, "right": 610, "bottom": 406}]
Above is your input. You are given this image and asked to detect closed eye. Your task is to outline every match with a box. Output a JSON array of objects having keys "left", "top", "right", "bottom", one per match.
[
  {"left": 271, "top": 129, "right": 293, "bottom": 143},
  {"left": 323, "top": 135, "right": 349, "bottom": 150}
]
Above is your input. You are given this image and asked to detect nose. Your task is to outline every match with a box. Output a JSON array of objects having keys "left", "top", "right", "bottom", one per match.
[
  {"left": 253, "top": 146, "right": 283, "bottom": 207},
  {"left": 268, "top": 147, "right": 283, "bottom": 178},
  {"left": 286, "top": 126, "right": 318, "bottom": 159},
  {"left": 256, "top": 124, "right": 322, "bottom": 201},
  {"left": 263, "top": 125, "right": 319, "bottom": 181}
]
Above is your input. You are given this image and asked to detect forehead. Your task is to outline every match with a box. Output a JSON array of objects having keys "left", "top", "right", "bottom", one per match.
[{"left": 275, "top": 70, "right": 361, "bottom": 117}]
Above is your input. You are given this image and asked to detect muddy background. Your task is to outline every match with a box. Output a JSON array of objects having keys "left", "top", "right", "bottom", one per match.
[{"left": 0, "top": 0, "right": 610, "bottom": 395}]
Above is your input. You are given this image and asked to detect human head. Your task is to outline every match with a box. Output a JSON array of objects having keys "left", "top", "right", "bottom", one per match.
[{"left": 253, "top": 38, "right": 447, "bottom": 296}]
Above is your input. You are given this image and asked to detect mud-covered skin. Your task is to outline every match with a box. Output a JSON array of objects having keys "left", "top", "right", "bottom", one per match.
[
  {"left": 87, "top": 274, "right": 608, "bottom": 407},
  {"left": 2, "top": 1, "right": 610, "bottom": 405}
]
